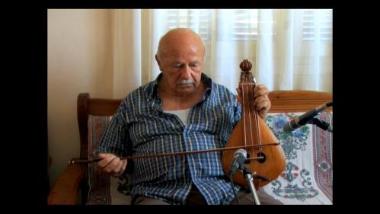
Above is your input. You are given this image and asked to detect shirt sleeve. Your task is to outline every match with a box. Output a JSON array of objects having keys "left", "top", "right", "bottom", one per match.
[
  {"left": 232, "top": 94, "right": 242, "bottom": 127},
  {"left": 95, "top": 99, "right": 130, "bottom": 157}
]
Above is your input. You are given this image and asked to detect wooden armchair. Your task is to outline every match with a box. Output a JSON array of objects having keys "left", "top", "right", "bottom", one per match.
[
  {"left": 48, "top": 93, "right": 120, "bottom": 205},
  {"left": 47, "top": 90, "right": 332, "bottom": 205}
]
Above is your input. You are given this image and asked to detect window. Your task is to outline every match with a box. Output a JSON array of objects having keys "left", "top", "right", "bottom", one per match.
[
  {"left": 167, "top": 9, "right": 211, "bottom": 40},
  {"left": 165, "top": 9, "right": 332, "bottom": 41},
  {"left": 231, "top": 10, "right": 259, "bottom": 40},
  {"left": 166, "top": 9, "right": 260, "bottom": 41},
  {"left": 302, "top": 9, "right": 332, "bottom": 41}
]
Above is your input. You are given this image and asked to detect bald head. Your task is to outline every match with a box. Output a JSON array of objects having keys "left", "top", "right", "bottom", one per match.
[
  {"left": 155, "top": 28, "right": 206, "bottom": 98},
  {"left": 156, "top": 28, "right": 205, "bottom": 60}
]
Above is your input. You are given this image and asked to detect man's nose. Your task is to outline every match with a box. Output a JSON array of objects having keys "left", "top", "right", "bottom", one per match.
[{"left": 180, "top": 65, "right": 192, "bottom": 79}]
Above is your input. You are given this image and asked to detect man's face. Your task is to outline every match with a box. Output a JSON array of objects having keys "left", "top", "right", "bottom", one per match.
[{"left": 156, "top": 42, "right": 204, "bottom": 97}]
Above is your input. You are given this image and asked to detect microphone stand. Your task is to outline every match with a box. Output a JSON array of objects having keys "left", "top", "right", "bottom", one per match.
[
  {"left": 241, "top": 166, "right": 261, "bottom": 205},
  {"left": 229, "top": 149, "right": 269, "bottom": 205},
  {"left": 237, "top": 165, "right": 270, "bottom": 205}
]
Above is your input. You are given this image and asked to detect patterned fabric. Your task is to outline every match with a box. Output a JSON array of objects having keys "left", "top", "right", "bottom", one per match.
[
  {"left": 96, "top": 73, "right": 242, "bottom": 205},
  {"left": 262, "top": 112, "right": 333, "bottom": 204}
]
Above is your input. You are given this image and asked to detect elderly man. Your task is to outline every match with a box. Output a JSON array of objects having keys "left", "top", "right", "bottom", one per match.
[{"left": 96, "top": 28, "right": 282, "bottom": 205}]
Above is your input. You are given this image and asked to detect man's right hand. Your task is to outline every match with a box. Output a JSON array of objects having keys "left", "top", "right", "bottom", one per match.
[{"left": 97, "top": 153, "right": 128, "bottom": 177}]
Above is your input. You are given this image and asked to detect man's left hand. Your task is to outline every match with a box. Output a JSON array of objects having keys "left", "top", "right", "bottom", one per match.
[{"left": 253, "top": 84, "right": 271, "bottom": 119}]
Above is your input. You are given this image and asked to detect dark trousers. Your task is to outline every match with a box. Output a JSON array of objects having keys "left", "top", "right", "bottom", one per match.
[{"left": 131, "top": 185, "right": 282, "bottom": 205}]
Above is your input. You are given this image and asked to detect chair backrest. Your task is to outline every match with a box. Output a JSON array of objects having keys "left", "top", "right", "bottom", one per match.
[
  {"left": 77, "top": 93, "right": 121, "bottom": 203},
  {"left": 268, "top": 90, "right": 332, "bottom": 113},
  {"left": 77, "top": 93, "right": 121, "bottom": 160}
]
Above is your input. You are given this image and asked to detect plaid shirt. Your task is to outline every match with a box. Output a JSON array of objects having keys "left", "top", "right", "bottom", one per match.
[{"left": 97, "top": 73, "right": 242, "bottom": 205}]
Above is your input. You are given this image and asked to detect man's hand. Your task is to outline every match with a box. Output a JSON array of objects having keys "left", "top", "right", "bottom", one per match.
[
  {"left": 97, "top": 153, "right": 128, "bottom": 177},
  {"left": 236, "top": 84, "right": 271, "bottom": 119},
  {"left": 253, "top": 84, "right": 271, "bottom": 119}
]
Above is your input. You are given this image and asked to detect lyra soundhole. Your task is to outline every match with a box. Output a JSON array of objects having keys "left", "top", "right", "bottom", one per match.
[{"left": 256, "top": 152, "right": 266, "bottom": 163}]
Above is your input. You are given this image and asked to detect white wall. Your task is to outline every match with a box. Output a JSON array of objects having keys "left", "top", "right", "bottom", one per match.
[{"left": 48, "top": 9, "right": 113, "bottom": 186}]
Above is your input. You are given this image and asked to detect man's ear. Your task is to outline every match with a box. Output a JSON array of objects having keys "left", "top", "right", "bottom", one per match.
[{"left": 155, "top": 54, "right": 162, "bottom": 71}]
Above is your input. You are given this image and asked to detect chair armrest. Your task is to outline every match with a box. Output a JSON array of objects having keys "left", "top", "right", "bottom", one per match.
[{"left": 48, "top": 164, "right": 86, "bottom": 205}]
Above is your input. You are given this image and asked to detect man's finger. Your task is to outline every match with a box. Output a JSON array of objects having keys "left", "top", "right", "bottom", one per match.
[
  {"left": 112, "top": 160, "right": 128, "bottom": 177},
  {"left": 97, "top": 154, "right": 115, "bottom": 168},
  {"left": 258, "top": 109, "right": 267, "bottom": 119},
  {"left": 254, "top": 96, "right": 269, "bottom": 109},
  {"left": 121, "top": 160, "right": 128, "bottom": 173},
  {"left": 113, "top": 160, "right": 124, "bottom": 176},
  {"left": 255, "top": 100, "right": 269, "bottom": 112},
  {"left": 253, "top": 85, "right": 269, "bottom": 98},
  {"left": 100, "top": 156, "right": 117, "bottom": 170}
]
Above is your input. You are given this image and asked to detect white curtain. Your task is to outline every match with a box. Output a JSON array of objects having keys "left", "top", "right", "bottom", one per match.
[{"left": 111, "top": 9, "right": 332, "bottom": 98}]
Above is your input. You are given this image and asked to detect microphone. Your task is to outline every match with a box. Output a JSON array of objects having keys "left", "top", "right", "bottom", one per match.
[
  {"left": 283, "top": 101, "right": 332, "bottom": 132},
  {"left": 309, "top": 118, "right": 333, "bottom": 132},
  {"left": 229, "top": 149, "right": 248, "bottom": 176}
]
